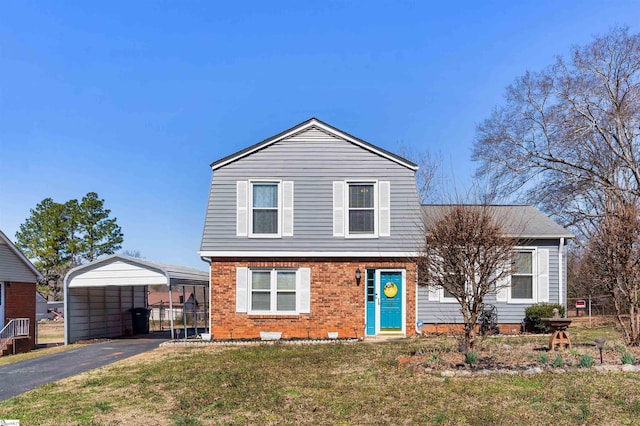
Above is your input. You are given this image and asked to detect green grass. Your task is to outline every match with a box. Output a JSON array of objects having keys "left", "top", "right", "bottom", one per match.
[{"left": 1, "top": 333, "right": 640, "bottom": 425}]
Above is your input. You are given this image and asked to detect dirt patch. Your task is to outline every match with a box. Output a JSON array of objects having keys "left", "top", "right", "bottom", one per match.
[{"left": 37, "top": 321, "right": 65, "bottom": 345}]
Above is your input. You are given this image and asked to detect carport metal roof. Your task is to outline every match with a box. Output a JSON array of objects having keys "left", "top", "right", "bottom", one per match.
[
  {"left": 64, "top": 254, "right": 209, "bottom": 344},
  {"left": 65, "top": 254, "right": 209, "bottom": 288}
]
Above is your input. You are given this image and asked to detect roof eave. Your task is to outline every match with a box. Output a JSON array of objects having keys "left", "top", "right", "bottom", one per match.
[
  {"left": 210, "top": 117, "right": 418, "bottom": 171},
  {"left": 0, "top": 230, "right": 43, "bottom": 281}
]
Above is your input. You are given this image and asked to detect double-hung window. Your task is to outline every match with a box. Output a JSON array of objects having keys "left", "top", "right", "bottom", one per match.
[
  {"left": 511, "top": 251, "right": 534, "bottom": 300},
  {"left": 251, "top": 182, "right": 279, "bottom": 236},
  {"left": 348, "top": 183, "right": 375, "bottom": 235},
  {"left": 333, "top": 180, "right": 389, "bottom": 238},
  {"left": 250, "top": 269, "right": 297, "bottom": 313}
]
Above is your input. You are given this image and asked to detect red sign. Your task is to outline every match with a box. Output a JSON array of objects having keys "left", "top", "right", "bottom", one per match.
[{"left": 576, "top": 300, "right": 586, "bottom": 309}]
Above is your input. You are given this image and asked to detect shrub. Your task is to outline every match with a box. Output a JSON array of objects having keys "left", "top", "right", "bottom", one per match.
[
  {"left": 538, "top": 353, "right": 549, "bottom": 364},
  {"left": 551, "top": 355, "right": 564, "bottom": 368},
  {"left": 579, "top": 354, "right": 594, "bottom": 368},
  {"left": 621, "top": 353, "right": 636, "bottom": 365},
  {"left": 464, "top": 351, "right": 478, "bottom": 366},
  {"left": 524, "top": 303, "right": 566, "bottom": 333}
]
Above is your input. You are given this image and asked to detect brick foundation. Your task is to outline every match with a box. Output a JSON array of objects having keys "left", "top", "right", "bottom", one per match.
[
  {"left": 209, "top": 258, "right": 416, "bottom": 340},
  {"left": 4, "top": 281, "right": 36, "bottom": 354}
]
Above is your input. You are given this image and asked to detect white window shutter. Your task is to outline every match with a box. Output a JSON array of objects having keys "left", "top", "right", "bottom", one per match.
[
  {"left": 236, "top": 181, "right": 248, "bottom": 236},
  {"left": 538, "top": 249, "right": 549, "bottom": 302},
  {"left": 298, "top": 268, "right": 311, "bottom": 313},
  {"left": 495, "top": 262, "right": 510, "bottom": 302},
  {"left": 427, "top": 286, "right": 439, "bottom": 301},
  {"left": 333, "top": 181, "right": 345, "bottom": 236},
  {"left": 378, "top": 181, "right": 390, "bottom": 237},
  {"left": 236, "top": 267, "right": 248, "bottom": 313},
  {"left": 282, "top": 181, "right": 294, "bottom": 236}
]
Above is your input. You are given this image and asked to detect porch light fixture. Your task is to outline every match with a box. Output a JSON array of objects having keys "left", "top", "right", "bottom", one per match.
[
  {"left": 355, "top": 268, "right": 362, "bottom": 286},
  {"left": 595, "top": 337, "right": 606, "bottom": 364}
]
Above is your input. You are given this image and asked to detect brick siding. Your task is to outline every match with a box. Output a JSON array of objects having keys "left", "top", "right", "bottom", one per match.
[{"left": 209, "top": 258, "right": 416, "bottom": 340}]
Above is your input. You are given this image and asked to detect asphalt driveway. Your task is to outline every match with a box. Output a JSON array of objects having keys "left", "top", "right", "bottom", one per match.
[{"left": 0, "top": 334, "right": 169, "bottom": 401}]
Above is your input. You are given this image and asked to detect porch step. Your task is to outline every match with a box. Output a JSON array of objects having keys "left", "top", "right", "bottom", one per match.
[
  {"left": 364, "top": 334, "right": 406, "bottom": 342},
  {"left": 1, "top": 340, "right": 13, "bottom": 356}
]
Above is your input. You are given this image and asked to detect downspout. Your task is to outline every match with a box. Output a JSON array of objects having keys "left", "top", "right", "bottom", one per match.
[
  {"left": 559, "top": 238, "right": 565, "bottom": 311},
  {"left": 201, "top": 256, "right": 212, "bottom": 336}
]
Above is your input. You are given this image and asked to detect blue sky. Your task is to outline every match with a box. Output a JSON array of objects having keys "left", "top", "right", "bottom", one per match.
[{"left": 1, "top": 1, "right": 639, "bottom": 270}]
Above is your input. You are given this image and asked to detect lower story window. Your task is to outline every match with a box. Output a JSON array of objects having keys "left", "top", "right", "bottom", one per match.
[
  {"left": 250, "top": 269, "right": 297, "bottom": 313},
  {"left": 511, "top": 251, "right": 533, "bottom": 299}
]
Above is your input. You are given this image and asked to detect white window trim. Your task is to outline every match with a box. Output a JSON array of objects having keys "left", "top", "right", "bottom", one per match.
[
  {"left": 439, "top": 287, "right": 458, "bottom": 303},
  {"left": 248, "top": 268, "right": 300, "bottom": 314},
  {"left": 345, "top": 180, "right": 379, "bottom": 239},
  {"left": 249, "top": 180, "right": 282, "bottom": 238},
  {"left": 507, "top": 247, "right": 537, "bottom": 304}
]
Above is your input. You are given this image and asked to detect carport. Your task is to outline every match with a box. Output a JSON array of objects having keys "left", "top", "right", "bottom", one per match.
[{"left": 64, "top": 255, "right": 209, "bottom": 344}]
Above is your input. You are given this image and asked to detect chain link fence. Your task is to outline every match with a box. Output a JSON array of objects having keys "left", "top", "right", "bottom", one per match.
[{"left": 567, "top": 295, "right": 616, "bottom": 317}]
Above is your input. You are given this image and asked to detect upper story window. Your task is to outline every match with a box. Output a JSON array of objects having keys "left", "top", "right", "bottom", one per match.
[
  {"left": 236, "top": 180, "right": 293, "bottom": 238},
  {"left": 349, "top": 184, "right": 375, "bottom": 234},
  {"left": 333, "top": 180, "right": 390, "bottom": 238},
  {"left": 252, "top": 183, "right": 279, "bottom": 235},
  {"left": 511, "top": 251, "right": 533, "bottom": 300}
]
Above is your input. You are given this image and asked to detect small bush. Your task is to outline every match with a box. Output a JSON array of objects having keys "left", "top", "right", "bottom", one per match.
[
  {"left": 538, "top": 353, "right": 549, "bottom": 364},
  {"left": 524, "top": 303, "right": 566, "bottom": 333},
  {"left": 615, "top": 344, "right": 627, "bottom": 354},
  {"left": 579, "top": 354, "right": 594, "bottom": 368},
  {"left": 464, "top": 352, "right": 478, "bottom": 366},
  {"left": 621, "top": 353, "right": 636, "bottom": 365},
  {"left": 552, "top": 355, "right": 564, "bottom": 368}
]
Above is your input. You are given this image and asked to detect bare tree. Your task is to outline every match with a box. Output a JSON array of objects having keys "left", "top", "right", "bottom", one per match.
[
  {"left": 473, "top": 27, "right": 640, "bottom": 345},
  {"left": 583, "top": 199, "right": 640, "bottom": 345},
  {"left": 397, "top": 144, "right": 441, "bottom": 203},
  {"left": 417, "top": 204, "right": 519, "bottom": 349},
  {"left": 473, "top": 27, "right": 640, "bottom": 234}
]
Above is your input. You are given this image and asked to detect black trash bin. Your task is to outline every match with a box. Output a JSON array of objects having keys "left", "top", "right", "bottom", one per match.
[{"left": 130, "top": 307, "right": 150, "bottom": 335}]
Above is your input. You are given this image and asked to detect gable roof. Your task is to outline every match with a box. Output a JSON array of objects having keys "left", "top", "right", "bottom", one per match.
[
  {"left": 422, "top": 205, "right": 574, "bottom": 239},
  {"left": 210, "top": 117, "right": 418, "bottom": 171},
  {"left": 0, "top": 229, "right": 43, "bottom": 282}
]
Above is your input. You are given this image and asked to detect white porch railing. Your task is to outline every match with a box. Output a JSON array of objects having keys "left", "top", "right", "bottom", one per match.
[{"left": 0, "top": 318, "right": 30, "bottom": 355}]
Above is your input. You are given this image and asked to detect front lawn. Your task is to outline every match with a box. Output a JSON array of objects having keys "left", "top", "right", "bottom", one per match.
[{"left": 1, "top": 326, "right": 640, "bottom": 425}]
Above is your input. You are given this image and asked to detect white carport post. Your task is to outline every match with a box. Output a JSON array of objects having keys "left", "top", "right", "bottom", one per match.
[
  {"left": 169, "top": 284, "right": 174, "bottom": 339},
  {"left": 182, "top": 286, "right": 187, "bottom": 340}
]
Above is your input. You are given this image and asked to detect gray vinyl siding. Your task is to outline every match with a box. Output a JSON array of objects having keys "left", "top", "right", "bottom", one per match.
[
  {"left": 0, "top": 242, "right": 39, "bottom": 283},
  {"left": 417, "top": 239, "right": 564, "bottom": 326},
  {"left": 67, "top": 285, "right": 145, "bottom": 343},
  {"left": 201, "top": 128, "right": 423, "bottom": 253}
]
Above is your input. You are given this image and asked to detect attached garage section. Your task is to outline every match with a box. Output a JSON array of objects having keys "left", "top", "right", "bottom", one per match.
[{"left": 64, "top": 255, "right": 208, "bottom": 344}]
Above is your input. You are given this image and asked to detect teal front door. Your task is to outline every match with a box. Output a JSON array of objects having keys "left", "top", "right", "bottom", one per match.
[{"left": 379, "top": 271, "right": 402, "bottom": 331}]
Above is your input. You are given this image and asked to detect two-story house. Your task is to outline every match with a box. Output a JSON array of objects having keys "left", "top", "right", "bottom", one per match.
[{"left": 200, "top": 118, "right": 572, "bottom": 340}]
